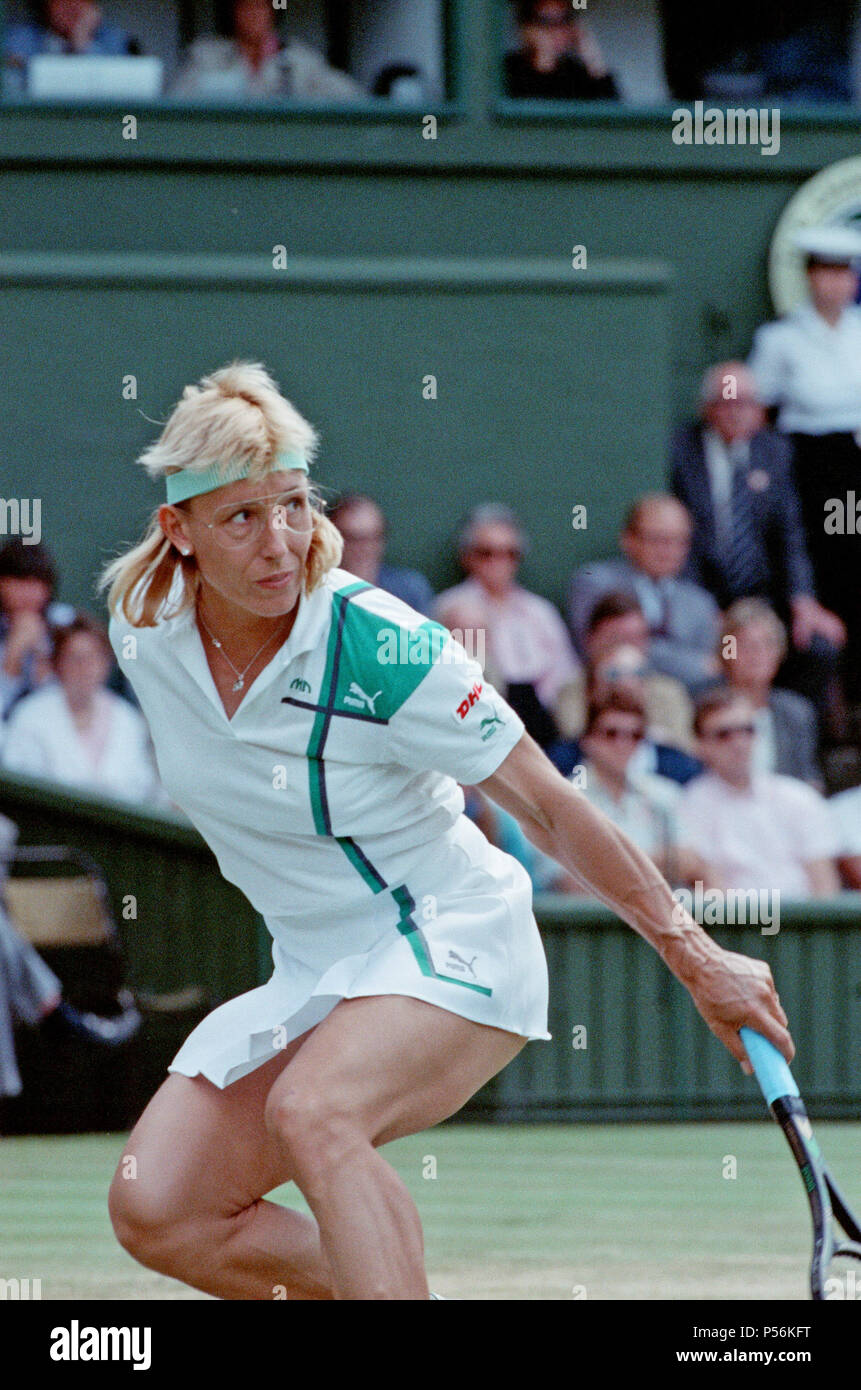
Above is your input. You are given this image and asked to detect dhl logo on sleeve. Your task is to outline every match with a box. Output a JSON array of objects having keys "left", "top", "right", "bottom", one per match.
[{"left": 454, "top": 681, "right": 483, "bottom": 721}]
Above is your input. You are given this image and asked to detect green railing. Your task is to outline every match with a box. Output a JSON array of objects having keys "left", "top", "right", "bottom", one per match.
[
  {"left": 488, "top": 893, "right": 861, "bottom": 1122},
  {"left": 0, "top": 772, "right": 269, "bottom": 1005},
  {"left": 2, "top": 772, "right": 859, "bottom": 1124}
]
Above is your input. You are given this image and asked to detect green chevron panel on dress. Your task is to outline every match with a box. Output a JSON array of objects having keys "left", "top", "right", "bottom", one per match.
[{"left": 331, "top": 599, "right": 451, "bottom": 721}]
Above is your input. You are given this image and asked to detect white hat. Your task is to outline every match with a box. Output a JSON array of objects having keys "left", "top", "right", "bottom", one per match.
[{"left": 793, "top": 225, "right": 861, "bottom": 265}]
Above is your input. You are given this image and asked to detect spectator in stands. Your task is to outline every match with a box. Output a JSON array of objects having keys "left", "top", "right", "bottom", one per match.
[
  {"left": 548, "top": 618, "right": 701, "bottom": 784},
  {"left": 504, "top": 0, "right": 619, "bottom": 99},
  {"left": 4, "top": 2, "right": 135, "bottom": 90},
  {"left": 555, "top": 590, "right": 693, "bottom": 751},
  {"left": 671, "top": 361, "right": 843, "bottom": 637},
  {"left": 719, "top": 598, "right": 822, "bottom": 786},
  {"left": 829, "top": 782, "right": 861, "bottom": 889},
  {"left": 0, "top": 539, "right": 74, "bottom": 723},
  {"left": 759, "top": 13, "right": 852, "bottom": 104},
  {"left": 0, "top": 809, "right": 136, "bottom": 1106},
  {"left": 329, "top": 494, "right": 434, "bottom": 616},
  {"left": 568, "top": 494, "right": 721, "bottom": 696},
  {"left": 172, "top": 0, "right": 364, "bottom": 102},
  {"left": 678, "top": 689, "right": 840, "bottom": 897},
  {"left": 2, "top": 612, "right": 161, "bottom": 805},
  {"left": 660, "top": 3, "right": 851, "bottom": 105},
  {"left": 749, "top": 226, "right": 861, "bottom": 704},
  {"left": 371, "top": 63, "right": 427, "bottom": 104},
  {"left": 435, "top": 504, "right": 580, "bottom": 748},
  {"left": 572, "top": 688, "right": 710, "bottom": 890}
]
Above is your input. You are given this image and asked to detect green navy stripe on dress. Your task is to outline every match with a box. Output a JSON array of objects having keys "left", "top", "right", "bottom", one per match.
[
  {"left": 391, "top": 884, "right": 493, "bottom": 997},
  {"left": 300, "top": 581, "right": 492, "bottom": 997}
]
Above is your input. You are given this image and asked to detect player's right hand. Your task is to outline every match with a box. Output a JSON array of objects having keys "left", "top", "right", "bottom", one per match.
[{"left": 685, "top": 945, "right": 795, "bottom": 1073}]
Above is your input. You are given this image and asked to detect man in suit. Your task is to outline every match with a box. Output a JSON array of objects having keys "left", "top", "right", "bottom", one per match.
[
  {"left": 568, "top": 494, "right": 721, "bottom": 696},
  {"left": 670, "top": 362, "right": 845, "bottom": 705}
]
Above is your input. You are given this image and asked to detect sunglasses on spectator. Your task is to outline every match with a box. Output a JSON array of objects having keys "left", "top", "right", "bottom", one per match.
[
  {"left": 602, "top": 662, "right": 649, "bottom": 682},
  {"left": 701, "top": 722, "right": 756, "bottom": 741},
  {"left": 471, "top": 546, "right": 522, "bottom": 561},
  {"left": 592, "top": 724, "right": 645, "bottom": 742}
]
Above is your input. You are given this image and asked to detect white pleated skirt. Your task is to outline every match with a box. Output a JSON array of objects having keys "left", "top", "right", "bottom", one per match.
[{"left": 168, "top": 818, "right": 551, "bottom": 1089}]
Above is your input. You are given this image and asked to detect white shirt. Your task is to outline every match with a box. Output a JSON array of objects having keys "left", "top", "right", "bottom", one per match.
[
  {"left": 678, "top": 770, "right": 838, "bottom": 896},
  {"left": 434, "top": 578, "right": 580, "bottom": 708},
  {"left": 109, "top": 570, "right": 524, "bottom": 942},
  {"left": 577, "top": 764, "right": 681, "bottom": 857},
  {"left": 1, "top": 683, "right": 161, "bottom": 805},
  {"left": 751, "top": 705, "right": 778, "bottom": 775},
  {"left": 829, "top": 787, "right": 861, "bottom": 856},
  {"left": 171, "top": 36, "right": 364, "bottom": 102},
  {"left": 748, "top": 303, "right": 861, "bottom": 435},
  {"left": 702, "top": 428, "right": 750, "bottom": 543}
]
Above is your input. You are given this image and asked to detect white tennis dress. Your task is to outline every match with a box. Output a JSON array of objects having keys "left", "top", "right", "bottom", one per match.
[{"left": 109, "top": 568, "right": 551, "bottom": 1088}]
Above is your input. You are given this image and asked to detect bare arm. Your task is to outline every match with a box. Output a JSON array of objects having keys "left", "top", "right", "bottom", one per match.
[
  {"left": 478, "top": 732, "right": 794, "bottom": 1069},
  {"left": 804, "top": 857, "right": 841, "bottom": 897}
]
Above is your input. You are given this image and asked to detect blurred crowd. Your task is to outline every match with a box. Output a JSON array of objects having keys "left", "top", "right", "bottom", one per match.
[
  {"left": 332, "top": 227, "right": 861, "bottom": 903},
  {"left": 1, "top": 235, "right": 861, "bottom": 909},
  {"left": 3, "top": 1, "right": 859, "bottom": 107},
  {"left": 0, "top": 538, "right": 165, "bottom": 807}
]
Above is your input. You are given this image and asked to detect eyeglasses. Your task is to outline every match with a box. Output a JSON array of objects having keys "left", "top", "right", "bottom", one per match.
[
  {"left": 472, "top": 546, "right": 522, "bottom": 561},
  {"left": 592, "top": 725, "right": 645, "bottom": 743},
  {"left": 602, "top": 663, "right": 649, "bottom": 683},
  {"left": 198, "top": 490, "right": 316, "bottom": 550},
  {"left": 702, "top": 723, "right": 756, "bottom": 742}
]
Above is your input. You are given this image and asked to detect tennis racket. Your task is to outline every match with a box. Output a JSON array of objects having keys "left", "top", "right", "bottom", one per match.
[{"left": 741, "top": 1027, "right": 861, "bottom": 1300}]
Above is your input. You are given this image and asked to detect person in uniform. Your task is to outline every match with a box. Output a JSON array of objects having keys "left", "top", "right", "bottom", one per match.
[
  {"left": 748, "top": 226, "right": 861, "bottom": 702},
  {"left": 101, "top": 361, "right": 792, "bottom": 1300}
]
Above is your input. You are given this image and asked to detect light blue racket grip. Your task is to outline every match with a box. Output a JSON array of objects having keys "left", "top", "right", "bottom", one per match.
[{"left": 739, "top": 1027, "right": 799, "bottom": 1107}]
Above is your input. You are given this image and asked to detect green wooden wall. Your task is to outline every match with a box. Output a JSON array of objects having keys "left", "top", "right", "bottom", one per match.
[
  {"left": 2, "top": 774, "right": 859, "bottom": 1128},
  {"left": 2, "top": 0, "right": 861, "bottom": 612}
]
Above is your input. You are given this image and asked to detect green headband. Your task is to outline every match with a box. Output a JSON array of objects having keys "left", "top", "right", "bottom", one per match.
[{"left": 165, "top": 450, "right": 309, "bottom": 504}]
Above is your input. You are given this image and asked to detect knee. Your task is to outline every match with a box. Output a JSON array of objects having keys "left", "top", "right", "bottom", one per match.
[
  {"left": 264, "top": 1084, "right": 362, "bottom": 1193},
  {"left": 108, "top": 1162, "right": 183, "bottom": 1271}
]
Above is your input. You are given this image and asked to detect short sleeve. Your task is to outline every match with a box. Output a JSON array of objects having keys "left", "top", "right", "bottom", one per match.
[
  {"left": 675, "top": 778, "right": 712, "bottom": 853},
  {"left": 790, "top": 783, "right": 840, "bottom": 861},
  {"left": 1, "top": 700, "right": 49, "bottom": 778},
  {"left": 388, "top": 640, "right": 524, "bottom": 785},
  {"left": 829, "top": 790, "right": 861, "bottom": 856},
  {"left": 747, "top": 322, "right": 788, "bottom": 407}
]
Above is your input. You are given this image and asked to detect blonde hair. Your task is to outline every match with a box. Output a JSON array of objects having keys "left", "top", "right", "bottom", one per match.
[
  {"left": 99, "top": 361, "right": 343, "bottom": 627},
  {"left": 720, "top": 597, "right": 787, "bottom": 663}
]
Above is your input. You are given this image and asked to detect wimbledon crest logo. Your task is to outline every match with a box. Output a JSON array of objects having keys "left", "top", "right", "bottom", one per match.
[{"left": 770, "top": 157, "right": 861, "bottom": 314}]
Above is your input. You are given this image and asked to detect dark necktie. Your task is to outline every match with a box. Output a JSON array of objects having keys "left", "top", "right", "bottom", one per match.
[
  {"left": 726, "top": 456, "right": 766, "bottom": 598},
  {"left": 652, "top": 579, "right": 672, "bottom": 638}
]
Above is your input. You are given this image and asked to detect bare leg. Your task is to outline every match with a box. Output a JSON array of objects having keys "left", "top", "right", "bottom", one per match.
[
  {"left": 109, "top": 1036, "right": 336, "bottom": 1300},
  {"left": 263, "top": 995, "right": 526, "bottom": 1300},
  {"left": 110, "top": 999, "right": 525, "bottom": 1300}
]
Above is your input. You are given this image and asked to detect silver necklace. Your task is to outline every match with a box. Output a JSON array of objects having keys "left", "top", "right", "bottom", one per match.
[{"left": 197, "top": 609, "right": 287, "bottom": 692}]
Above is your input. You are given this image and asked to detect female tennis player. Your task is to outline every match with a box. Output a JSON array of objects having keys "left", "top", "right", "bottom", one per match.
[{"left": 102, "top": 362, "right": 793, "bottom": 1301}]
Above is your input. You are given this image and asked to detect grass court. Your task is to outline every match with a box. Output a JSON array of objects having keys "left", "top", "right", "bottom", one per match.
[{"left": 2, "top": 1121, "right": 859, "bottom": 1300}]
